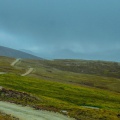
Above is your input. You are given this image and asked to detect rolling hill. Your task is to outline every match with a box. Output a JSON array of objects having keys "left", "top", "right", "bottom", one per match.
[
  {"left": 0, "top": 46, "right": 42, "bottom": 59},
  {"left": 0, "top": 56, "right": 120, "bottom": 120}
]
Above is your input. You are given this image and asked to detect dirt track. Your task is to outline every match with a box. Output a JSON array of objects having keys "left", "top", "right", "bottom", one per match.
[
  {"left": 11, "top": 58, "right": 34, "bottom": 76},
  {"left": 0, "top": 101, "right": 74, "bottom": 120},
  {"left": 21, "top": 68, "right": 34, "bottom": 76},
  {"left": 11, "top": 58, "right": 21, "bottom": 66},
  {"left": 0, "top": 72, "right": 6, "bottom": 75}
]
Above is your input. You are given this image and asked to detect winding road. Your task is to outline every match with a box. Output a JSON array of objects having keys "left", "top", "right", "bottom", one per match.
[
  {"left": 0, "top": 101, "right": 74, "bottom": 120},
  {"left": 0, "top": 59, "right": 21, "bottom": 75},
  {"left": 21, "top": 68, "right": 34, "bottom": 76},
  {"left": 11, "top": 58, "right": 34, "bottom": 76},
  {"left": 0, "top": 72, "right": 6, "bottom": 75},
  {"left": 1, "top": 59, "right": 74, "bottom": 120},
  {"left": 11, "top": 58, "right": 21, "bottom": 66}
]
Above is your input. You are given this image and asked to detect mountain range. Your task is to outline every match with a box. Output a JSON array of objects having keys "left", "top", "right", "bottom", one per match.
[
  {"left": 0, "top": 45, "right": 120, "bottom": 62},
  {"left": 39, "top": 49, "right": 120, "bottom": 62},
  {"left": 0, "top": 46, "right": 42, "bottom": 59}
]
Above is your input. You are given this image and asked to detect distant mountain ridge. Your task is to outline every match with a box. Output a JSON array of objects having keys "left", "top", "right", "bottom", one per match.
[
  {"left": 0, "top": 46, "right": 42, "bottom": 59},
  {"left": 45, "top": 49, "right": 120, "bottom": 62}
]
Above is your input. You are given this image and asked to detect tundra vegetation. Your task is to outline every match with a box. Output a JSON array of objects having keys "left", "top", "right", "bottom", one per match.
[
  {"left": 0, "top": 111, "right": 18, "bottom": 120},
  {"left": 0, "top": 56, "right": 120, "bottom": 120}
]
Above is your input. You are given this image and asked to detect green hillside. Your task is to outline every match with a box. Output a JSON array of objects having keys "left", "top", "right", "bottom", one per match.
[
  {"left": 37, "top": 59, "right": 120, "bottom": 78},
  {"left": 0, "top": 74, "right": 120, "bottom": 120},
  {"left": 0, "top": 57, "right": 120, "bottom": 120},
  {"left": 16, "top": 59, "right": 120, "bottom": 93},
  {"left": 0, "top": 56, "right": 26, "bottom": 74}
]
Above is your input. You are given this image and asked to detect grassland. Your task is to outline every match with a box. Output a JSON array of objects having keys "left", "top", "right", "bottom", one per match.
[
  {"left": 0, "top": 56, "right": 25, "bottom": 74},
  {"left": 0, "top": 112, "right": 17, "bottom": 120},
  {"left": 39, "top": 59, "right": 120, "bottom": 78},
  {"left": 0, "top": 56, "right": 120, "bottom": 120},
  {"left": 0, "top": 74, "right": 120, "bottom": 120},
  {"left": 16, "top": 59, "right": 120, "bottom": 93}
]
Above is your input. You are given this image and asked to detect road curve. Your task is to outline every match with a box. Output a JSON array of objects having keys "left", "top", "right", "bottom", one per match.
[
  {"left": 0, "top": 72, "right": 6, "bottom": 75},
  {"left": 21, "top": 68, "right": 34, "bottom": 76},
  {"left": 0, "top": 101, "right": 75, "bottom": 120},
  {"left": 11, "top": 58, "right": 21, "bottom": 66}
]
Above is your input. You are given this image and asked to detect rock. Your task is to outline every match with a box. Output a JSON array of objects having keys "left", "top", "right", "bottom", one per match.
[
  {"left": 0, "top": 88, "right": 40, "bottom": 103},
  {"left": 60, "top": 110, "right": 68, "bottom": 115}
]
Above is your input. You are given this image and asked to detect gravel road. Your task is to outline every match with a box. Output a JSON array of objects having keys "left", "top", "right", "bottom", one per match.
[
  {"left": 11, "top": 58, "right": 21, "bottom": 66},
  {"left": 21, "top": 68, "right": 34, "bottom": 76},
  {"left": 0, "top": 101, "right": 75, "bottom": 120},
  {"left": 0, "top": 72, "right": 6, "bottom": 75}
]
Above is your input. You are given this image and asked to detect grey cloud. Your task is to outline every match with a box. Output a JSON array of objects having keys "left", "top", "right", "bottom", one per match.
[{"left": 0, "top": 0, "right": 120, "bottom": 61}]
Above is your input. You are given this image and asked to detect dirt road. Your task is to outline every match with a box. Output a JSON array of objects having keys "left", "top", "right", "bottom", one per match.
[
  {"left": 21, "top": 68, "right": 34, "bottom": 76},
  {"left": 0, "top": 72, "right": 6, "bottom": 75},
  {"left": 0, "top": 101, "right": 74, "bottom": 120},
  {"left": 11, "top": 58, "right": 21, "bottom": 66},
  {"left": 11, "top": 59, "right": 34, "bottom": 76},
  {"left": 0, "top": 58, "right": 21, "bottom": 75}
]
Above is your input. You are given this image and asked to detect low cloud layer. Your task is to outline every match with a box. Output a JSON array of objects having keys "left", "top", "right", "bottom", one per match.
[{"left": 0, "top": 0, "right": 120, "bottom": 61}]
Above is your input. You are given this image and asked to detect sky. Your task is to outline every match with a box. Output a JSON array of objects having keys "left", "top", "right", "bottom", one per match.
[{"left": 0, "top": 0, "right": 120, "bottom": 61}]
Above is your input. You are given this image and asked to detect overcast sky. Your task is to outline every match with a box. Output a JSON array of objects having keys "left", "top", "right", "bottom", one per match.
[{"left": 0, "top": 0, "right": 120, "bottom": 61}]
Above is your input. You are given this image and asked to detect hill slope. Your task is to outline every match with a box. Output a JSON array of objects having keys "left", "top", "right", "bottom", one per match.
[
  {"left": 0, "top": 46, "right": 42, "bottom": 59},
  {"left": 0, "top": 56, "right": 120, "bottom": 120}
]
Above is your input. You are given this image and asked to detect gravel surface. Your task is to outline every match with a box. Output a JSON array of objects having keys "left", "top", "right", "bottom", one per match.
[
  {"left": 0, "top": 72, "right": 6, "bottom": 74},
  {"left": 11, "top": 58, "right": 21, "bottom": 66},
  {"left": 0, "top": 101, "right": 75, "bottom": 120},
  {"left": 21, "top": 68, "right": 34, "bottom": 76}
]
